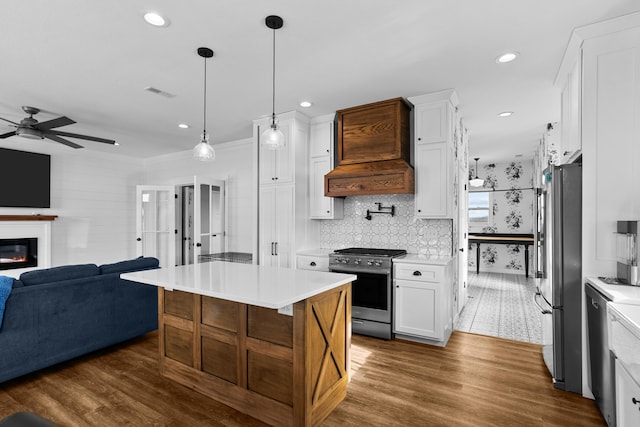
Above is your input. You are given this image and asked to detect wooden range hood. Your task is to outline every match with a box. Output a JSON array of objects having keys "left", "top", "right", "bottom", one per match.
[{"left": 324, "top": 97, "right": 414, "bottom": 197}]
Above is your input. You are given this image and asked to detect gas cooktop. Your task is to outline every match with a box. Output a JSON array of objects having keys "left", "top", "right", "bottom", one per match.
[{"left": 332, "top": 248, "right": 407, "bottom": 257}]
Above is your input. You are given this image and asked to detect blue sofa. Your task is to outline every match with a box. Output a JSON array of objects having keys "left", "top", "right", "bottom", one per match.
[{"left": 0, "top": 257, "right": 159, "bottom": 383}]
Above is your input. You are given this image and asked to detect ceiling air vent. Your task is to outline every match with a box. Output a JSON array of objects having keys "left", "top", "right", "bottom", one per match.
[{"left": 143, "top": 86, "right": 176, "bottom": 98}]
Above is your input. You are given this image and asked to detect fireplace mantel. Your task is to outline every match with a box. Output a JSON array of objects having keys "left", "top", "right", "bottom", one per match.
[{"left": 0, "top": 215, "right": 58, "bottom": 221}]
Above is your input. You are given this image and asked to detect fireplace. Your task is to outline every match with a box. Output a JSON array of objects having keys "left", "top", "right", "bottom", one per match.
[{"left": 0, "top": 238, "right": 37, "bottom": 271}]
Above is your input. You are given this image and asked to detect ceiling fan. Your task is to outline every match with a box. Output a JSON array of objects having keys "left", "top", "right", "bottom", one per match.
[{"left": 0, "top": 106, "right": 116, "bottom": 149}]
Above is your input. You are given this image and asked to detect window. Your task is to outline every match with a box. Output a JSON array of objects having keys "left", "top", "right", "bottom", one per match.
[{"left": 469, "top": 191, "right": 492, "bottom": 227}]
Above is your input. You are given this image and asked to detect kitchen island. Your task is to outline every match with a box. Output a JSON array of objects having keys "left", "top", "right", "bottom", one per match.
[{"left": 122, "top": 262, "right": 355, "bottom": 427}]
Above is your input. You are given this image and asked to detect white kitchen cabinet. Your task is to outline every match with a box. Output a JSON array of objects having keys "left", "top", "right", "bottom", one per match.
[
  {"left": 308, "top": 115, "right": 343, "bottom": 219},
  {"left": 616, "top": 359, "right": 640, "bottom": 427},
  {"left": 393, "top": 257, "right": 453, "bottom": 345},
  {"left": 413, "top": 142, "right": 450, "bottom": 218},
  {"left": 254, "top": 111, "right": 311, "bottom": 268},
  {"left": 559, "top": 54, "right": 582, "bottom": 164},
  {"left": 296, "top": 254, "right": 329, "bottom": 271},
  {"left": 556, "top": 15, "right": 640, "bottom": 278},
  {"left": 258, "top": 118, "right": 294, "bottom": 185},
  {"left": 408, "top": 90, "right": 458, "bottom": 219},
  {"left": 259, "top": 185, "right": 294, "bottom": 268}
]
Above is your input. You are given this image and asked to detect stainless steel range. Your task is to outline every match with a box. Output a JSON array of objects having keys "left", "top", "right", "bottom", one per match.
[{"left": 329, "top": 248, "right": 406, "bottom": 339}]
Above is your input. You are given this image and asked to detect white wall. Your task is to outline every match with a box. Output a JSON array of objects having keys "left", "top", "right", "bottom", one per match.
[
  {"left": 143, "top": 138, "right": 254, "bottom": 254},
  {"left": 0, "top": 140, "right": 144, "bottom": 266}
]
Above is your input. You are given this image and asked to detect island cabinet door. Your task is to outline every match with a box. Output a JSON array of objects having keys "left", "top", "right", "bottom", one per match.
[{"left": 156, "top": 283, "right": 351, "bottom": 427}]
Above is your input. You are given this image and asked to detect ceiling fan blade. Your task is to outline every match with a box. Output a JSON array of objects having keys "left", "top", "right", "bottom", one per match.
[
  {"left": 48, "top": 130, "right": 116, "bottom": 145},
  {"left": 0, "top": 117, "right": 20, "bottom": 126},
  {"left": 0, "top": 130, "right": 17, "bottom": 139},
  {"left": 36, "top": 116, "right": 76, "bottom": 130},
  {"left": 44, "top": 134, "right": 83, "bottom": 149}
]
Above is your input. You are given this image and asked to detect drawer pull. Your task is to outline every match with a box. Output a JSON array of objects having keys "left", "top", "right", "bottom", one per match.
[
  {"left": 413, "top": 271, "right": 422, "bottom": 276},
  {"left": 310, "top": 261, "right": 316, "bottom": 266},
  {"left": 632, "top": 397, "right": 640, "bottom": 407}
]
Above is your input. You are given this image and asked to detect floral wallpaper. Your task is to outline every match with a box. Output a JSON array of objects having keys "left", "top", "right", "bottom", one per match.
[{"left": 468, "top": 158, "right": 535, "bottom": 274}]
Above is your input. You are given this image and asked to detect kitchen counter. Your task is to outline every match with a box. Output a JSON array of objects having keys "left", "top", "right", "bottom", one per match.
[
  {"left": 585, "top": 276, "right": 640, "bottom": 304},
  {"left": 122, "top": 262, "right": 354, "bottom": 426},
  {"left": 393, "top": 253, "right": 453, "bottom": 266},
  {"left": 122, "top": 261, "right": 355, "bottom": 309},
  {"left": 296, "top": 248, "right": 335, "bottom": 257}
]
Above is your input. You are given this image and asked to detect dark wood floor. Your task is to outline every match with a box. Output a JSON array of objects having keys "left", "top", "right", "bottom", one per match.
[{"left": 0, "top": 331, "right": 605, "bottom": 426}]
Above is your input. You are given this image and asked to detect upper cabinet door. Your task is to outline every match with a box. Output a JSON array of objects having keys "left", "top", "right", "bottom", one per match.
[
  {"left": 414, "top": 102, "right": 449, "bottom": 144},
  {"left": 414, "top": 142, "right": 450, "bottom": 218},
  {"left": 310, "top": 120, "right": 332, "bottom": 157}
]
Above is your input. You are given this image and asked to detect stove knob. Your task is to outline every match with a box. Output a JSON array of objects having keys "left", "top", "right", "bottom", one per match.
[
  {"left": 354, "top": 259, "right": 361, "bottom": 265},
  {"left": 374, "top": 261, "right": 382, "bottom": 267},
  {"left": 342, "top": 258, "right": 349, "bottom": 264},
  {"left": 367, "top": 260, "right": 374, "bottom": 266}
]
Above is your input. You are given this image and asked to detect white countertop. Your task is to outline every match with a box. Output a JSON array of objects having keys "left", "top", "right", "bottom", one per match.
[
  {"left": 121, "top": 262, "right": 356, "bottom": 309},
  {"left": 609, "top": 302, "right": 640, "bottom": 341},
  {"left": 585, "top": 276, "right": 640, "bottom": 304},
  {"left": 393, "top": 253, "right": 454, "bottom": 266},
  {"left": 296, "top": 248, "right": 334, "bottom": 257}
]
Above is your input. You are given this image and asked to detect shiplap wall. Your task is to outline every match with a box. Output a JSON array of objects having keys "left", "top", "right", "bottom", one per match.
[
  {"left": 0, "top": 139, "right": 144, "bottom": 266},
  {"left": 143, "top": 138, "right": 254, "bottom": 254}
]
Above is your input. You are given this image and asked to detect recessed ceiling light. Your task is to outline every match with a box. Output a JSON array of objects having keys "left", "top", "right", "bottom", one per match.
[
  {"left": 178, "top": 123, "right": 190, "bottom": 129},
  {"left": 496, "top": 52, "right": 519, "bottom": 63},
  {"left": 299, "top": 101, "right": 312, "bottom": 108},
  {"left": 144, "top": 12, "right": 170, "bottom": 27},
  {"left": 498, "top": 111, "right": 514, "bottom": 117}
]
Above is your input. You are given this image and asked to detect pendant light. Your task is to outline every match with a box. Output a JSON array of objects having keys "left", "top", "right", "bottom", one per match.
[
  {"left": 470, "top": 157, "right": 485, "bottom": 187},
  {"left": 261, "top": 15, "right": 285, "bottom": 150},
  {"left": 193, "top": 47, "right": 216, "bottom": 161}
]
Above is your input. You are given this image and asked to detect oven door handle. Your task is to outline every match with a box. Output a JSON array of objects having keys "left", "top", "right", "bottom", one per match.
[{"left": 329, "top": 266, "right": 388, "bottom": 275}]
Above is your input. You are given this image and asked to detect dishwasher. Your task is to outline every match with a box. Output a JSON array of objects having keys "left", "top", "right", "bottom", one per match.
[{"left": 585, "top": 282, "right": 615, "bottom": 427}]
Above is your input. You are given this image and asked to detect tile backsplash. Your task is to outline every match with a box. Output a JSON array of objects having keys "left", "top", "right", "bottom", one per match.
[{"left": 319, "top": 194, "right": 452, "bottom": 256}]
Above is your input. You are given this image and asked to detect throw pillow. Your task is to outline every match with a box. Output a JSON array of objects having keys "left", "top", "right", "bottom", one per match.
[{"left": 0, "top": 275, "right": 14, "bottom": 328}]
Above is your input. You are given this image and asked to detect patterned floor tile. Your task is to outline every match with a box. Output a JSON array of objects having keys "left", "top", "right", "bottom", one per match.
[{"left": 455, "top": 272, "right": 542, "bottom": 344}]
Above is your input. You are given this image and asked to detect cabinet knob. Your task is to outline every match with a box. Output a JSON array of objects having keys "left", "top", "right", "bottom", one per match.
[
  {"left": 326, "top": 149, "right": 330, "bottom": 153},
  {"left": 459, "top": 248, "right": 464, "bottom": 252},
  {"left": 196, "top": 243, "right": 202, "bottom": 247},
  {"left": 418, "top": 137, "right": 422, "bottom": 141},
  {"left": 275, "top": 177, "right": 278, "bottom": 180},
  {"left": 418, "top": 209, "right": 422, "bottom": 213},
  {"left": 326, "top": 210, "right": 330, "bottom": 213},
  {"left": 272, "top": 177, "right": 275, "bottom": 180},
  {"left": 310, "top": 261, "right": 316, "bottom": 266},
  {"left": 136, "top": 237, "right": 142, "bottom": 242},
  {"left": 413, "top": 271, "right": 422, "bottom": 276}
]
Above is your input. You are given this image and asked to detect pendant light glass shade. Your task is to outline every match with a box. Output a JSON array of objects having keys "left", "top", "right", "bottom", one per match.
[
  {"left": 470, "top": 157, "right": 485, "bottom": 187},
  {"left": 193, "top": 133, "right": 215, "bottom": 161},
  {"left": 261, "top": 15, "right": 285, "bottom": 150},
  {"left": 193, "top": 47, "right": 215, "bottom": 161}
]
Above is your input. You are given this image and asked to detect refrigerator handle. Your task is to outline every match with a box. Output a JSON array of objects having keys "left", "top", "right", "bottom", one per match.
[{"left": 534, "top": 292, "right": 552, "bottom": 314}]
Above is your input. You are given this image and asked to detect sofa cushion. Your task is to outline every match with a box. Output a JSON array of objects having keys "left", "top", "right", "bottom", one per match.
[
  {"left": 19, "top": 264, "right": 100, "bottom": 286},
  {"left": 99, "top": 257, "right": 159, "bottom": 275},
  {"left": 12, "top": 280, "right": 24, "bottom": 288}
]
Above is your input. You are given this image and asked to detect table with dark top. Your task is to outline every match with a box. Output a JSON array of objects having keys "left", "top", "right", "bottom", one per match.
[{"left": 468, "top": 233, "right": 535, "bottom": 277}]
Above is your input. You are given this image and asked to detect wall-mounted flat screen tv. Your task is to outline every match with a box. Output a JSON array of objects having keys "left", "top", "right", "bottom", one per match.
[{"left": 0, "top": 148, "right": 51, "bottom": 208}]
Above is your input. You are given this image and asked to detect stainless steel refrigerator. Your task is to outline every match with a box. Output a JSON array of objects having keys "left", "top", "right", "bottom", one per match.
[{"left": 534, "top": 162, "right": 582, "bottom": 394}]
